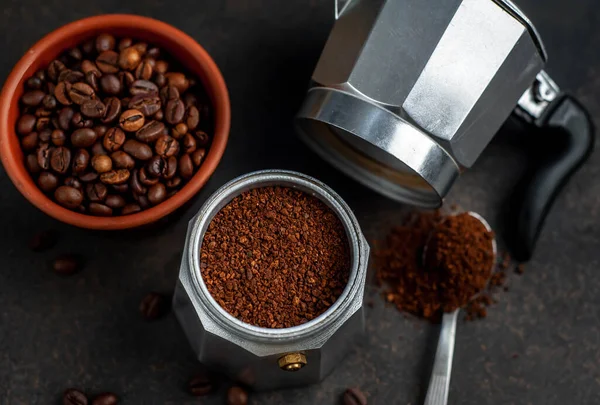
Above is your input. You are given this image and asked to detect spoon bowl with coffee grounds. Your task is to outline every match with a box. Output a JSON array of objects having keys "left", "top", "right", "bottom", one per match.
[{"left": 423, "top": 211, "right": 496, "bottom": 405}]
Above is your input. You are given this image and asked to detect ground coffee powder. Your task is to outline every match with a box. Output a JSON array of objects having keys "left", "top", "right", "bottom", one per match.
[
  {"left": 375, "top": 211, "right": 496, "bottom": 321},
  {"left": 201, "top": 186, "right": 350, "bottom": 328}
]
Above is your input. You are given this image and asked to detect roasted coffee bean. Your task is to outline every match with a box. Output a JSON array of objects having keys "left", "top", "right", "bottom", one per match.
[
  {"left": 96, "top": 51, "right": 119, "bottom": 73},
  {"left": 119, "top": 109, "right": 145, "bottom": 132},
  {"left": 81, "top": 60, "right": 100, "bottom": 75},
  {"left": 153, "top": 73, "right": 166, "bottom": 88},
  {"left": 133, "top": 42, "right": 148, "bottom": 55},
  {"left": 130, "top": 79, "right": 158, "bottom": 96},
  {"left": 165, "top": 99, "right": 185, "bottom": 125},
  {"left": 86, "top": 182, "right": 108, "bottom": 202},
  {"left": 135, "top": 120, "right": 164, "bottom": 143},
  {"left": 103, "top": 97, "right": 122, "bottom": 124},
  {"left": 182, "top": 133, "right": 197, "bottom": 153},
  {"left": 139, "top": 292, "right": 168, "bottom": 320},
  {"left": 54, "top": 186, "right": 83, "bottom": 209},
  {"left": 179, "top": 153, "right": 194, "bottom": 179},
  {"left": 21, "top": 90, "right": 46, "bottom": 106},
  {"left": 91, "top": 141, "right": 108, "bottom": 156},
  {"left": 68, "top": 82, "right": 95, "bottom": 105},
  {"left": 72, "top": 149, "right": 90, "bottom": 173},
  {"left": 92, "top": 155, "right": 113, "bottom": 173},
  {"left": 191, "top": 148, "right": 206, "bottom": 167},
  {"left": 227, "top": 387, "right": 248, "bottom": 405},
  {"left": 148, "top": 183, "right": 167, "bottom": 205},
  {"left": 195, "top": 130, "right": 210, "bottom": 147},
  {"left": 91, "top": 392, "right": 118, "bottom": 405},
  {"left": 165, "top": 72, "right": 189, "bottom": 93},
  {"left": 188, "top": 372, "right": 214, "bottom": 396},
  {"left": 85, "top": 71, "right": 99, "bottom": 92},
  {"left": 119, "top": 71, "right": 135, "bottom": 90},
  {"left": 81, "top": 38, "right": 95, "bottom": 55},
  {"left": 136, "top": 193, "right": 150, "bottom": 209},
  {"left": 79, "top": 172, "right": 99, "bottom": 183},
  {"left": 50, "top": 129, "right": 66, "bottom": 146},
  {"left": 144, "top": 47, "right": 160, "bottom": 60},
  {"left": 171, "top": 122, "right": 187, "bottom": 139},
  {"left": 159, "top": 85, "right": 179, "bottom": 105},
  {"left": 135, "top": 59, "right": 153, "bottom": 80},
  {"left": 71, "top": 112, "right": 93, "bottom": 129},
  {"left": 35, "top": 107, "right": 52, "bottom": 118},
  {"left": 37, "top": 171, "right": 59, "bottom": 192},
  {"left": 166, "top": 176, "right": 182, "bottom": 188},
  {"left": 26, "top": 154, "right": 42, "bottom": 173},
  {"left": 130, "top": 169, "right": 147, "bottom": 195},
  {"left": 50, "top": 146, "right": 71, "bottom": 174},
  {"left": 164, "top": 156, "right": 178, "bottom": 179},
  {"left": 59, "top": 69, "right": 85, "bottom": 84},
  {"left": 105, "top": 194, "right": 126, "bottom": 209},
  {"left": 342, "top": 388, "right": 367, "bottom": 405},
  {"left": 103, "top": 127, "right": 126, "bottom": 151},
  {"left": 112, "top": 183, "right": 129, "bottom": 193},
  {"left": 42, "top": 94, "right": 57, "bottom": 110},
  {"left": 94, "top": 125, "right": 109, "bottom": 138},
  {"left": 154, "top": 109, "right": 164, "bottom": 121},
  {"left": 122, "top": 203, "right": 141, "bottom": 215},
  {"left": 183, "top": 93, "right": 198, "bottom": 108},
  {"left": 17, "top": 114, "right": 36, "bottom": 135},
  {"left": 54, "top": 81, "right": 72, "bottom": 105},
  {"left": 53, "top": 255, "right": 82, "bottom": 276},
  {"left": 123, "top": 139, "right": 152, "bottom": 160},
  {"left": 89, "top": 202, "right": 113, "bottom": 216},
  {"left": 81, "top": 99, "right": 106, "bottom": 118},
  {"left": 185, "top": 106, "right": 200, "bottom": 130},
  {"left": 111, "top": 150, "right": 136, "bottom": 170},
  {"left": 22, "top": 132, "right": 39, "bottom": 150},
  {"left": 64, "top": 176, "right": 83, "bottom": 190},
  {"left": 47, "top": 60, "right": 66, "bottom": 82},
  {"left": 35, "top": 117, "right": 50, "bottom": 131},
  {"left": 58, "top": 107, "right": 74, "bottom": 130},
  {"left": 26, "top": 76, "right": 43, "bottom": 90},
  {"left": 96, "top": 33, "right": 116, "bottom": 53},
  {"left": 100, "top": 169, "right": 130, "bottom": 185},
  {"left": 155, "top": 135, "right": 179, "bottom": 157},
  {"left": 119, "top": 47, "right": 141, "bottom": 70},
  {"left": 71, "top": 128, "right": 97, "bottom": 148},
  {"left": 38, "top": 129, "right": 52, "bottom": 143},
  {"left": 118, "top": 37, "right": 133, "bottom": 51},
  {"left": 29, "top": 229, "right": 57, "bottom": 252},
  {"left": 145, "top": 156, "right": 166, "bottom": 178},
  {"left": 121, "top": 97, "right": 131, "bottom": 106},
  {"left": 129, "top": 94, "right": 161, "bottom": 116},
  {"left": 37, "top": 143, "right": 52, "bottom": 169},
  {"left": 139, "top": 166, "right": 160, "bottom": 185},
  {"left": 100, "top": 74, "right": 121, "bottom": 95},
  {"left": 155, "top": 60, "right": 168, "bottom": 74}
]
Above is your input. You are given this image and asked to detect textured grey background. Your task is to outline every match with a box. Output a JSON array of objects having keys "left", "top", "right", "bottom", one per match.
[{"left": 1, "top": 0, "right": 599, "bottom": 404}]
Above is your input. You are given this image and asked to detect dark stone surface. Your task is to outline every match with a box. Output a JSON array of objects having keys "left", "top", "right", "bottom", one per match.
[{"left": 1, "top": 0, "right": 599, "bottom": 404}]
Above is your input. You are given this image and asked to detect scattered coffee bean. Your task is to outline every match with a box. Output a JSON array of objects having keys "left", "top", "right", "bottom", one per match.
[
  {"left": 21, "top": 90, "right": 46, "bottom": 106},
  {"left": 130, "top": 79, "right": 158, "bottom": 95},
  {"left": 86, "top": 182, "right": 108, "bottom": 202},
  {"left": 89, "top": 202, "right": 113, "bottom": 216},
  {"left": 51, "top": 129, "right": 66, "bottom": 146},
  {"left": 136, "top": 120, "right": 164, "bottom": 143},
  {"left": 103, "top": 97, "right": 122, "bottom": 123},
  {"left": 139, "top": 166, "right": 160, "bottom": 185},
  {"left": 36, "top": 143, "right": 51, "bottom": 170},
  {"left": 139, "top": 292, "right": 168, "bottom": 320},
  {"left": 122, "top": 203, "right": 141, "bottom": 215},
  {"left": 155, "top": 135, "right": 179, "bottom": 157},
  {"left": 71, "top": 128, "right": 97, "bottom": 148},
  {"left": 100, "top": 169, "right": 130, "bottom": 185},
  {"left": 188, "top": 371, "right": 215, "bottom": 396},
  {"left": 17, "top": 114, "right": 37, "bottom": 135},
  {"left": 195, "top": 130, "right": 210, "bottom": 147},
  {"left": 165, "top": 98, "right": 185, "bottom": 124},
  {"left": 179, "top": 153, "right": 194, "bottom": 179},
  {"left": 79, "top": 172, "right": 99, "bottom": 182},
  {"left": 105, "top": 194, "right": 126, "bottom": 209},
  {"left": 119, "top": 37, "right": 133, "bottom": 51},
  {"left": 148, "top": 183, "right": 167, "bottom": 205},
  {"left": 343, "top": 388, "right": 368, "bottom": 405},
  {"left": 91, "top": 392, "right": 118, "bottom": 405},
  {"left": 47, "top": 60, "right": 66, "bottom": 82},
  {"left": 37, "top": 171, "right": 59, "bottom": 192},
  {"left": 29, "top": 229, "right": 57, "bottom": 252},
  {"left": 91, "top": 155, "right": 113, "bottom": 173},
  {"left": 64, "top": 176, "right": 83, "bottom": 190},
  {"left": 26, "top": 154, "right": 42, "bottom": 173},
  {"left": 81, "top": 99, "right": 106, "bottom": 118},
  {"left": 50, "top": 146, "right": 71, "bottom": 174},
  {"left": 21, "top": 132, "right": 39, "bottom": 150},
  {"left": 129, "top": 94, "right": 161, "bottom": 116},
  {"left": 72, "top": 149, "right": 90, "bottom": 174},
  {"left": 111, "top": 150, "right": 135, "bottom": 170},
  {"left": 63, "top": 388, "right": 88, "bottom": 405},
  {"left": 96, "top": 51, "right": 119, "bottom": 73},
  {"left": 182, "top": 133, "right": 196, "bottom": 154},
  {"left": 68, "top": 82, "right": 95, "bottom": 105},
  {"left": 135, "top": 59, "right": 153, "bottom": 80},
  {"left": 165, "top": 72, "right": 189, "bottom": 93},
  {"left": 118, "top": 47, "right": 141, "bottom": 70},
  {"left": 123, "top": 139, "right": 153, "bottom": 161},
  {"left": 58, "top": 107, "right": 74, "bottom": 130},
  {"left": 227, "top": 387, "right": 248, "bottom": 405},
  {"left": 52, "top": 254, "right": 81, "bottom": 275},
  {"left": 119, "top": 109, "right": 145, "bottom": 132},
  {"left": 96, "top": 33, "right": 116, "bottom": 53},
  {"left": 55, "top": 186, "right": 84, "bottom": 209}
]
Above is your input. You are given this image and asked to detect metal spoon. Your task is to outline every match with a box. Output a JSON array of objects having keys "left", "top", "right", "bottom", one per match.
[{"left": 423, "top": 212, "right": 497, "bottom": 405}]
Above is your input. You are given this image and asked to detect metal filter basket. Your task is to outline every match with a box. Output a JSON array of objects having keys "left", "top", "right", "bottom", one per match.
[{"left": 173, "top": 170, "right": 369, "bottom": 390}]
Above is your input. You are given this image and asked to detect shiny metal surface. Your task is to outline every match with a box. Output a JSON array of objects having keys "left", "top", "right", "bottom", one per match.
[
  {"left": 173, "top": 170, "right": 369, "bottom": 390},
  {"left": 297, "top": 0, "right": 546, "bottom": 206},
  {"left": 516, "top": 70, "right": 561, "bottom": 123},
  {"left": 296, "top": 88, "right": 460, "bottom": 208}
]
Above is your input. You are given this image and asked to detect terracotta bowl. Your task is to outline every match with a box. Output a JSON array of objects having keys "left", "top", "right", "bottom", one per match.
[{"left": 0, "top": 14, "right": 230, "bottom": 230}]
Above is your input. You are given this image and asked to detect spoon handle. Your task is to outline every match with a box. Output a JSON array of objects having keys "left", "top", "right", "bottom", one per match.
[{"left": 424, "top": 310, "right": 459, "bottom": 405}]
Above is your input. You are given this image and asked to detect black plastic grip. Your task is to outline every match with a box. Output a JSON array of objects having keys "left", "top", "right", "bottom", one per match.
[{"left": 509, "top": 95, "right": 594, "bottom": 261}]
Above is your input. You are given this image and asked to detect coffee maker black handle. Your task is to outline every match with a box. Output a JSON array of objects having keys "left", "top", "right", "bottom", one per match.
[{"left": 510, "top": 94, "right": 594, "bottom": 261}]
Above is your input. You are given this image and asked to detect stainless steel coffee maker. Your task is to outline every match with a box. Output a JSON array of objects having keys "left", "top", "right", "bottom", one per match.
[{"left": 296, "top": 0, "right": 594, "bottom": 260}]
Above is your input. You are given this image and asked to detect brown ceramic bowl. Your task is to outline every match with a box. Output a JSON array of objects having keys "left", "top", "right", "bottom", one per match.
[{"left": 0, "top": 14, "right": 230, "bottom": 230}]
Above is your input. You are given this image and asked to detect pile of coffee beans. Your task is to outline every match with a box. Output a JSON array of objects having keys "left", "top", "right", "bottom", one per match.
[
  {"left": 201, "top": 186, "right": 350, "bottom": 328},
  {"left": 17, "top": 34, "right": 212, "bottom": 216}
]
